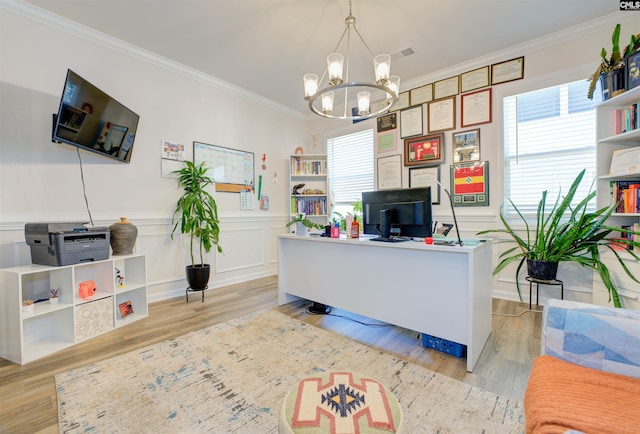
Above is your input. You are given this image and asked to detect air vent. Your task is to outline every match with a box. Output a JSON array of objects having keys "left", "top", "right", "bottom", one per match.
[{"left": 391, "top": 46, "right": 415, "bottom": 60}]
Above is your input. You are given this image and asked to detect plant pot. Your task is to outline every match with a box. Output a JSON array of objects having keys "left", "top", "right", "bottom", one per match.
[
  {"left": 527, "top": 260, "right": 559, "bottom": 281},
  {"left": 186, "top": 264, "right": 210, "bottom": 290},
  {"left": 295, "top": 222, "right": 308, "bottom": 236},
  {"left": 49, "top": 297, "right": 59, "bottom": 304},
  {"left": 22, "top": 304, "right": 34, "bottom": 314},
  {"left": 599, "top": 69, "right": 625, "bottom": 100}
]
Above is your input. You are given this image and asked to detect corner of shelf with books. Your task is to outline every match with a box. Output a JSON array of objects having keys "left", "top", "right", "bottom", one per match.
[
  {"left": 596, "top": 86, "right": 640, "bottom": 212},
  {"left": 289, "top": 154, "right": 329, "bottom": 232},
  {"left": 594, "top": 86, "right": 640, "bottom": 308}
]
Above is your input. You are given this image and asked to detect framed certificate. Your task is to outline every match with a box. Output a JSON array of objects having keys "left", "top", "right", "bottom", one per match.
[
  {"left": 376, "top": 130, "right": 397, "bottom": 153},
  {"left": 390, "top": 91, "right": 410, "bottom": 111},
  {"left": 409, "top": 166, "right": 440, "bottom": 204},
  {"left": 400, "top": 105, "right": 424, "bottom": 138},
  {"left": 377, "top": 154, "right": 402, "bottom": 190},
  {"left": 409, "top": 84, "right": 433, "bottom": 105},
  {"left": 460, "top": 66, "right": 490, "bottom": 92},
  {"left": 427, "top": 97, "right": 456, "bottom": 133},
  {"left": 461, "top": 88, "right": 492, "bottom": 127},
  {"left": 433, "top": 76, "right": 459, "bottom": 99},
  {"left": 491, "top": 57, "right": 524, "bottom": 85}
]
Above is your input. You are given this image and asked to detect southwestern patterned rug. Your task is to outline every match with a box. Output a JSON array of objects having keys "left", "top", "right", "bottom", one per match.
[{"left": 56, "top": 309, "right": 524, "bottom": 433}]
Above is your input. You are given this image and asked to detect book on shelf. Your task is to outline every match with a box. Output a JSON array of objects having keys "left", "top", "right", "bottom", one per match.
[
  {"left": 611, "top": 103, "right": 639, "bottom": 135},
  {"left": 611, "top": 180, "right": 640, "bottom": 213},
  {"left": 291, "top": 157, "right": 326, "bottom": 175}
]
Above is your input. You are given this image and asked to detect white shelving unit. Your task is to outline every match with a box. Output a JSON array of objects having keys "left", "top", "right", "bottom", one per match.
[
  {"left": 594, "top": 86, "right": 640, "bottom": 309},
  {"left": 0, "top": 254, "right": 147, "bottom": 365},
  {"left": 289, "top": 154, "right": 329, "bottom": 233}
]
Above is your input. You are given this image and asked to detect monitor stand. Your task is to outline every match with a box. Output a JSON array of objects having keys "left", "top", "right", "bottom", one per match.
[{"left": 370, "top": 237, "right": 409, "bottom": 243}]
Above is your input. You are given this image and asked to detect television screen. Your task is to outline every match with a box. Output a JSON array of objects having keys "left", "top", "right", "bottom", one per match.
[{"left": 52, "top": 69, "right": 139, "bottom": 163}]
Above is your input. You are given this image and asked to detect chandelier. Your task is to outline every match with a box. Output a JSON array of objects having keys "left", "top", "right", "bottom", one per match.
[{"left": 303, "top": 0, "right": 399, "bottom": 120}]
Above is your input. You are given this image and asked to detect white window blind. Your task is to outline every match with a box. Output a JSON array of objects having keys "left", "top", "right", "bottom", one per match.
[
  {"left": 327, "top": 129, "right": 374, "bottom": 214},
  {"left": 503, "top": 80, "right": 600, "bottom": 216}
]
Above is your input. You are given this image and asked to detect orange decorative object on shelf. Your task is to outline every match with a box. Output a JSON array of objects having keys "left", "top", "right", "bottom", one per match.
[{"left": 78, "top": 280, "right": 97, "bottom": 299}]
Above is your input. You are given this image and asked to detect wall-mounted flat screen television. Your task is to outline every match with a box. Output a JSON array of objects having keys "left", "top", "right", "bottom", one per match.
[{"left": 52, "top": 69, "right": 139, "bottom": 163}]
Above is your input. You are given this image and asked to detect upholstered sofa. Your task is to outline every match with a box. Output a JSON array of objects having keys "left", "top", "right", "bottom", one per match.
[{"left": 524, "top": 299, "right": 640, "bottom": 434}]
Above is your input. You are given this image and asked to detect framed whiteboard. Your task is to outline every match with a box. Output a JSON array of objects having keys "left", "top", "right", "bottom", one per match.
[{"left": 193, "top": 141, "right": 255, "bottom": 193}]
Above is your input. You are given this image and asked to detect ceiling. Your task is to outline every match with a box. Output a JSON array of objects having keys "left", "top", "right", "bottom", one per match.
[{"left": 22, "top": 0, "right": 614, "bottom": 117}]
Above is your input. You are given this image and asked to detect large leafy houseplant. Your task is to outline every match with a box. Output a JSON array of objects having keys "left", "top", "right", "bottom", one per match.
[
  {"left": 477, "top": 169, "right": 640, "bottom": 307},
  {"left": 171, "top": 161, "right": 222, "bottom": 289}
]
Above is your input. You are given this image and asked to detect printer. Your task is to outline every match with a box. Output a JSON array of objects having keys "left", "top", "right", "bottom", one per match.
[{"left": 25, "top": 222, "right": 110, "bottom": 266}]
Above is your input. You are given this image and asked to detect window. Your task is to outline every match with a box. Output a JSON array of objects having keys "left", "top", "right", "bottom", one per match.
[
  {"left": 327, "top": 129, "right": 375, "bottom": 217},
  {"left": 503, "top": 80, "right": 600, "bottom": 216}
]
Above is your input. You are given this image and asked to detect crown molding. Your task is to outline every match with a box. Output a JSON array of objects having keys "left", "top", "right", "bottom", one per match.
[
  {"left": 0, "top": 0, "right": 308, "bottom": 120},
  {"left": 402, "top": 11, "right": 636, "bottom": 92}
]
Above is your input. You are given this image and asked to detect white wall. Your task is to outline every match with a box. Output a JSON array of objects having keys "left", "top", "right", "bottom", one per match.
[
  {"left": 309, "top": 12, "right": 640, "bottom": 305},
  {"left": 0, "top": 4, "right": 312, "bottom": 301},
  {"left": 2, "top": 3, "right": 639, "bottom": 306}
]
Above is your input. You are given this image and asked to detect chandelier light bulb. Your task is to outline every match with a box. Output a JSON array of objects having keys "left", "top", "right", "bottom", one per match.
[
  {"left": 327, "top": 53, "right": 344, "bottom": 85},
  {"left": 374, "top": 54, "right": 391, "bottom": 85},
  {"left": 357, "top": 91, "right": 371, "bottom": 115},
  {"left": 388, "top": 75, "right": 401, "bottom": 98},
  {"left": 322, "top": 91, "right": 335, "bottom": 114},
  {"left": 303, "top": 74, "right": 318, "bottom": 99}
]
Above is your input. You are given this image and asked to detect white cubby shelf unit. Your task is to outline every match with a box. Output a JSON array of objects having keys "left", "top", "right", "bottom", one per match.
[{"left": 0, "top": 254, "right": 147, "bottom": 365}]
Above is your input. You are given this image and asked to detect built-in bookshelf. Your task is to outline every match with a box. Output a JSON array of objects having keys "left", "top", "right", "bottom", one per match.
[
  {"left": 289, "top": 154, "right": 329, "bottom": 233},
  {"left": 0, "top": 254, "right": 147, "bottom": 365},
  {"left": 594, "top": 86, "right": 640, "bottom": 309}
]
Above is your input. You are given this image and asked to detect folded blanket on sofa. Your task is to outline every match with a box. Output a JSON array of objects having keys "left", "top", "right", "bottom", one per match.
[{"left": 524, "top": 355, "right": 640, "bottom": 434}]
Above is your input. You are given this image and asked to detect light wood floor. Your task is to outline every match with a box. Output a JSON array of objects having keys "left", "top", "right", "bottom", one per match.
[{"left": 0, "top": 276, "right": 541, "bottom": 433}]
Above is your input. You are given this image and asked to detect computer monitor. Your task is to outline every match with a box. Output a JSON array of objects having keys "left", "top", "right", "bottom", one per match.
[{"left": 362, "top": 187, "right": 433, "bottom": 240}]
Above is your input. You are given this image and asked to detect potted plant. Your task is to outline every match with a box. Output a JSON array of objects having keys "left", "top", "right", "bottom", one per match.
[
  {"left": 477, "top": 169, "right": 640, "bottom": 308},
  {"left": 171, "top": 161, "right": 222, "bottom": 291},
  {"left": 22, "top": 299, "right": 34, "bottom": 313},
  {"left": 588, "top": 24, "right": 626, "bottom": 100},
  {"left": 49, "top": 288, "right": 60, "bottom": 304},
  {"left": 286, "top": 213, "right": 324, "bottom": 236}
]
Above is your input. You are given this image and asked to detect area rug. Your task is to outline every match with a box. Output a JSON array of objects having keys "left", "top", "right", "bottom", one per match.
[{"left": 56, "top": 309, "right": 524, "bottom": 433}]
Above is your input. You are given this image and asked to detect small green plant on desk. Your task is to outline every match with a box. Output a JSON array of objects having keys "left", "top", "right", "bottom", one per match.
[{"left": 286, "top": 213, "right": 325, "bottom": 230}]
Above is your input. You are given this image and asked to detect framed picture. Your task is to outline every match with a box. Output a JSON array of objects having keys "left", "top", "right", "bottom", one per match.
[
  {"left": 450, "top": 161, "right": 489, "bottom": 207},
  {"left": 433, "top": 76, "right": 459, "bottom": 99},
  {"left": 390, "top": 91, "right": 410, "bottom": 111},
  {"left": 427, "top": 97, "right": 456, "bottom": 133},
  {"left": 376, "top": 130, "right": 398, "bottom": 153},
  {"left": 460, "top": 66, "right": 490, "bottom": 93},
  {"left": 400, "top": 105, "right": 424, "bottom": 138},
  {"left": 409, "top": 166, "right": 440, "bottom": 204},
  {"left": 491, "top": 57, "right": 524, "bottom": 85},
  {"left": 409, "top": 84, "right": 433, "bottom": 105},
  {"left": 626, "top": 51, "right": 640, "bottom": 91},
  {"left": 452, "top": 129, "right": 480, "bottom": 163},
  {"left": 377, "top": 112, "right": 397, "bottom": 132},
  {"left": 119, "top": 300, "right": 134, "bottom": 318},
  {"left": 404, "top": 133, "right": 444, "bottom": 166},
  {"left": 461, "top": 88, "right": 492, "bottom": 127},
  {"left": 377, "top": 154, "right": 402, "bottom": 190}
]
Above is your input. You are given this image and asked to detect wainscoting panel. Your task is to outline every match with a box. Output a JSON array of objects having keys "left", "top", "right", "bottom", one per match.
[{"left": 216, "top": 226, "right": 265, "bottom": 273}]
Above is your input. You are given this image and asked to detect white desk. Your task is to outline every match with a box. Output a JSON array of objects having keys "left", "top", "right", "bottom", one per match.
[{"left": 278, "top": 234, "right": 493, "bottom": 372}]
